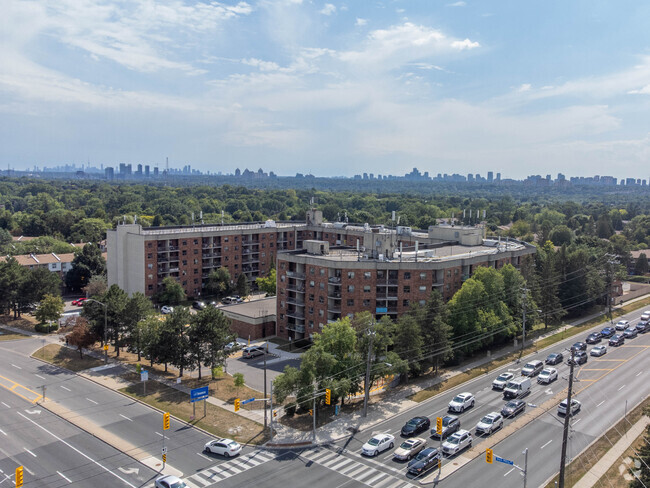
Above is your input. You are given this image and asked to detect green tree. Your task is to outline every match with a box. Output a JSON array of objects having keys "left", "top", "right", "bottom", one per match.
[
  {"left": 596, "top": 213, "right": 614, "bottom": 239},
  {"left": 394, "top": 314, "right": 424, "bottom": 377},
  {"left": 0, "top": 258, "right": 26, "bottom": 318},
  {"left": 65, "top": 243, "right": 106, "bottom": 292},
  {"left": 156, "top": 277, "right": 186, "bottom": 305},
  {"left": 69, "top": 218, "right": 111, "bottom": 243},
  {"left": 634, "top": 253, "right": 649, "bottom": 275},
  {"left": 188, "top": 306, "right": 235, "bottom": 379},
  {"left": 165, "top": 306, "right": 192, "bottom": 377},
  {"left": 629, "top": 420, "right": 650, "bottom": 487},
  {"left": 535, "top": 242, "right": 565, "bottom": 327},
  {"left": 256, "top": 268, "right": 276, "bottom": 295},
  {"left": 235, "top": 273, "right": 250, "bottom": 297},
  {"left": 123, "top": 292, "right": 154, "bottom": 360},
  {"left": 18, "top": 267, "right": 62, "bottom": 316},
  {"left": 549, "top": 225, "right": 573, "bottom": 246},
  {"left": 205, "top": 268, "right": 231, "bottom": 298},
  {"left": 414, "top": 290, "right": 453, "bottom": 374},
  {"left": 35, "top": 294, "right": 64, "bottom": 328},
  {"left": 83, "top": 274, "right": 107, "bottom": 297}
]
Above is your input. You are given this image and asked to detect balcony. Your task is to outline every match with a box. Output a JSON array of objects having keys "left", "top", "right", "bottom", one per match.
[
  {"left": 286, "top": 297, "right": 305, "bottom": 306},
  {"left": 287, "top": 271, "right": 306, "bottom": 279},
  {"left": 287, "top": 325, "right": 305, "bottom": 333},
  {"left": 328, "top": 277, "right": 341, "bottom": 283},
  {"left": 328, "top": 306, "right": 341, "bottom": 313},
  {"left": 376, "top": 280, "right": 399, "bottom": 286},
  {"left": 287, "top": 310, "right": 305, "bottom": 319},
  {"left": 285, "top": 284, "right": 305, "bottom": 293}
]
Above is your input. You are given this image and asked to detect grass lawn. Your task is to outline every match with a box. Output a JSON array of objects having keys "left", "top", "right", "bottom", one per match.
[
  {"left": 120, "top": 380, "right": 268, "bottom": 445},
  {"left": 0, "top": 327, "right": 29, "bottom": 341},
  {"left": 33, "top": 344, "right": 104, "bottom": 372}
]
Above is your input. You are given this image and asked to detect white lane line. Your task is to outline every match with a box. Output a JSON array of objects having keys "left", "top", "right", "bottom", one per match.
[
  {"left": 597, "top": 400, "right": 605, "bottom": 407},
  {"left": 618, "top": 384, "right": 626, "bottom": 391},
  {"left": 119, "top": 414, "right": 133, "bottom": 422},
  {"left": 61, "top": 386, "right": 71, "bottom": 392},
  {"left": 155, "top": 432, "right": 163, "bottom": 437},
  {"left": 24, "top": 448, "right": 37, "bottom": 457},
  {"left": 0, "top": 429, "right": 6, "bottom": 435},
  {"left": 541, "top": 440, "right": 553, "bottom": 449},
  {"left": 17, "top": 411, "right": 137, "bottom": 487},
  {"left": 11, "top": 364, "right": 22, "bottom": 370},
  {"left": 35, "top": 374, "right": 45, "bottom": 380},
  {"left": 1, "top": 402, "right": 9, "bottom": 408},
  {"left": 86, "top": 398, "right": 98, "bottom": 405},
  {"left": 196, "top": 452, "right": 212, "bottom": 461},
  {"left": 637, "top": 371, "right": 643, "bottom": 377},
  {"left": 504, "top": 467, "right": 515, "bottom": 476},
  {"left": 573, "top": 418, "right": 582, "bottom": 425},
  {"left": 57, "top": 471, "right": 72, "bottom": 483}
]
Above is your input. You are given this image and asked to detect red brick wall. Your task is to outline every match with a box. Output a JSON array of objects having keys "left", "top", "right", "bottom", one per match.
[{"left": 229, "top": 318, "right": 275, "bottom": 340}]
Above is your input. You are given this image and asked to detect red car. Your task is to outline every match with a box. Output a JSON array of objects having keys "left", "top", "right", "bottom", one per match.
[{"left": 71, "top": 297, "right": 88, "bottom": 307}]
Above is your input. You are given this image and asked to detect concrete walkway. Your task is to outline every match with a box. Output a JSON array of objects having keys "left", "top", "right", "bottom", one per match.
[{"left": 573, "top": 416, "right": 650, "bottom": 488}]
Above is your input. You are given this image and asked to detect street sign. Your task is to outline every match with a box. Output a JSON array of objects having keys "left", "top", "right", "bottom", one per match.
[
  {"left": 190, "top": 386, "right": 209, "bottom": 403},
  {"left": 495, "top": 456, "right": 514, "bottom": 466},
  {"left": 162, "top": 446, "right": 168, "bottom": 454},
  {"left": 103, "top": 344, "right": 109, "bottom": 351},
  {"left": 241, "top": 398, "right": 255, "bottom": 405},
  {"left": 141, "top": 371, "right": 148, "bottom": 382}
]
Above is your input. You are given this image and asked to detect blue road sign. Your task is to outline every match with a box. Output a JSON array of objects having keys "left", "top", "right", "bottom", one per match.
[
  {"left": 241, "top": 398, "right": 255, "bottom": 405},
  {"left": 495, "top": 456, "right": 514, "bottom": 466},
  {"left": 190, "top": 386, "right": 209, "bottom": 403}
]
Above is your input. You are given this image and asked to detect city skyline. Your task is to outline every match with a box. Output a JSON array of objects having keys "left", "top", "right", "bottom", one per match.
[{"left": 3, "top": 1, "right": 650, "bottom": 178}]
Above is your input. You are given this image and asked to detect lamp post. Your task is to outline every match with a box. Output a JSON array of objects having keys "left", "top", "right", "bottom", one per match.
[{"left": 86, "top": 298, "right": 108, "bottom": 364}]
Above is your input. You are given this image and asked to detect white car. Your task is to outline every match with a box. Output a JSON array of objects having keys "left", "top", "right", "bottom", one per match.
[
  {"left": 475, "top": 412, "right": 503, "bottom": 436},
  {"left": 155, "top": 475, "right": 187, "bottom": 488},
  {"left": 538, "top": 367, "right": 558, "bottom": 384},
  {"left": 448, "top": 392, "right": 475, "bottom": 413},
  {"left": 615, "top": 320, "right": 630, "bottom": 331},
  {"left": 640, "top": 311, "right": 650, "bottom": 322},
  {"left": 204, "top": 438, "right": 242, "bottom": 457},
  {"left": 441, "top": 429, "right": 472, "bottom": 456},
  {"left": 558, "top": 399, "right": 582, "bottom": 416},
  {"left": 492, "top": 372, "right": 514, "bottom": 390},
  {"left": 161, "top": 305, "right": 174, "bottom": 314},
  {"left": 224, "top": 340, "right": 246, "bottom": 352},
  {"left": 590, "top": 345, "right": 607, "bottom": 357},
  {"left": 362, "top": 433, "right": 394, "bottom": 456}
]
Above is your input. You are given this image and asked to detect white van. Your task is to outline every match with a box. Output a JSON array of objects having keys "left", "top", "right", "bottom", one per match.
[{"left": 503, "top": 377, "right": 531, "bottom": 399}]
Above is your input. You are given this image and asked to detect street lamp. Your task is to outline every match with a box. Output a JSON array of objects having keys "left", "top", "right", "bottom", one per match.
[{"left": 86, "top": 298, "right": 108, "bottom": 364}]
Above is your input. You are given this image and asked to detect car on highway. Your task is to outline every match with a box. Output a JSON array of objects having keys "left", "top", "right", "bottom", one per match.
[
  {"left": 545, "top": 352, "right": 564, "bottom": 365},
  {"left": 242, "top": 344, "right": 266, "bottom": 358},
  {"left": 558, "top": 399, "right": 582, "bottom": 416},
  {"left": 448, "top": 392, "right": 475, "bottom": 413},
  {"left": 585, "top": 332, "right": 602, "bottom": 344},
  {"left": 71, "top": 297, "right": 88, "bottom": 307},
  {"left": 538, "top": 367, "right": 558, "bottom": 384},
  {"left": 590, "top": 345, "right": 607, "bottom": 357},
  {"left": 401, "top": 416, "right": 431, "bottom": 437},
  {"left": 501, "top": 399, "right": 526, "bottom": 418},
  {"left": 475, "top": 412, "right": 503, "bottom": 436},
  {"left": 641, "top": 311, "right": 650, "bottom": 322},
  {"left": 609, "top": 334, "right": 625, "bottom": 347},
  {"left": 624, "top": 327, "right": 638, "bottom": 339},
  {"left": 521, "top": 360, "right": 544, "bottom": 377},
  {"left": 568, "top": 350, "right": 588, "bottom": 365},
  {"left": 155, "top": 475, "right": 188, "bottom": 488},
  {"left": 393, "top": 437, "right": 426, "bottom": 461},
  {"left": 492, "top": 372, "right": 514, "bottom": 390},
  {"left": 361, "top": 433, "right": 394, "bottom": 456},
  {"left": 192, "top": 301, "right": 207, "bottom": 310},
  {"left": 600, "top": 327, "right": 616, "bottom": 338},
  {"left": 204, "top": 438, "right": 242, "bottom": 457},
  {"left": 431, "top": 415, "right": 461, "bottom": 439},
  {"left": 407, "top": 447, "right": 440, "bottom": 476},
  {"left": 441, "top": 430, "right": 472, "bottom": 456},
  {"left": 571, "top": 341, "right": 587, "bottom": 352},
  {"left": 615, "top": 320, "right": 630, "bottom": 331},
  {"left": 161, "top": 305, "right": 174, "bottom": 314},
  {"left": 636, "top": 322, "right": 648, "bottom": 334}
]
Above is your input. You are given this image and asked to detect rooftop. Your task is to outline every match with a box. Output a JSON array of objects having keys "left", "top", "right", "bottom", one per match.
[{"left": 219, "top": 296, "right": 276, "bottom": 319}]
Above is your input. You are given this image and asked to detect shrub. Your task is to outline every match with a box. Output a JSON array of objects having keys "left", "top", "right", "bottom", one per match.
[{"left": 35, "top": 322, "right": 59, "bottom": 333}]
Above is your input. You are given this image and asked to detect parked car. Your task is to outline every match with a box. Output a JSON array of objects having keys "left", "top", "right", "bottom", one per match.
[
  {"left": 224, "top": 340, "right": 246, "bottom": 352},
  {"left": 441, "top": 430, "right": 472, "bottom": 456},
  {"left": 585, "top": 332, "right": 602, "bottom": 344},
  {"left": 571, "top": 342, "right": 587, "bottom": 352},
  {"left": 475, "top": 412, "right": 503, "bottom": 436},
  {"left": 600, "top": 327, "right": 616, "bottom": 338},
  {"left": 209, "top": 301, "right": 220, "bottom": 308},
  {"left": 615, "top": 320, "right": 630, "bottom": 331},
  {"left": 558, "top": 399, "right": 582, "bottom": 416},
  {"left": 636, "top": 322, "right": 648, "bottom": 334},
  {"left": 407, "top": 447, "right": 440, "bottom": 476},
  {"left": 501, "top": 399, "right": 526, "bottom": 418},
  {"left": 590, "top": 345, "right": 607, "bottom": 357},
  {"left": 401, "top": 417, "right": 431, "bottom": 437},
  {"left": 393, "top": 437, "right": 426, "bottom": 461},
  {"left": 231, "top": 295, "right": 244, "bottom": 303},
  {"left": 624, "top": 327, "right": 638, "bottom": 339},
  {"left": 521, "top": 360, "right": 544, "bottom": 377},
  {"left": 222, "top": 297, "right": 235, "bottom": 304},
  {"left": 204, "top": 438, "right": 241, "bottom": 457},
  {"left": 71, "top": 297, "right": 88, "bottom": 307},
  {"left": 492, "top": 372, "right": 514, "bottom": 390},
  {"left": 609, "top": 334, "right": 625, "bottom": 347},
  {"left": 160, "top": 305, "right": 174, "bottom": 314},
  {"left": 448, "top": 392, "right": 475, "bottom": 413},
  {"left": 568, "top": 351, "right": 588, "bottom": 365},
  {"left": 431, "top": 415, "right": 461, "bottom": 440},
  {"left": 538, "top": 367, "right": 558, "bottom": 384},
  {"left": 361, "top": 433, "right": 394, "bottom": 456},
  {"left": 155, "top": 475, "right": 188, "bottom": 488},
  {"left": 242, "top": 345, "right": 266, "bottom": 358},
  {"left": 545, "top": 352, "right": 564, "bottom": 365},
  {"left": 192, "top": 301, "right": 206, "bottom": 310}
]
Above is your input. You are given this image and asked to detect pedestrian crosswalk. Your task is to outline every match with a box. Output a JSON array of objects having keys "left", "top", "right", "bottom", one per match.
[
  {"left": 183, "top": 450, "right": 276, "bottom": 487},
  {"left": 300, "top": 448, "right": 416, "bottom": 488}
]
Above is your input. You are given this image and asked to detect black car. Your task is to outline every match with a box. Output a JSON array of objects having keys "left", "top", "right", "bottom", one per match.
[
  {"left": 407, "top": 447, "right": 440, "bottom": 476},
  {"left": 545, "top": 352, "right": 563, "bottom": 365},
  {"left": 636, "top": 322, "right": 648, "bottom": 334},
  {"left": 568, "top": 351, "right": 588, "bottom": 365},
  {"left": 571, "top": 342, "right": 587, "bottom": 352},
  {"left": 401, "top": 416, "right": 431, "bottom": 437},
  {"left": 600, "top": 327, "right": 615, "bottom": 338},
  {"left": 431, "top": 415, "right": 461, "bottom": 439},
  {"left": 501, "top": 399, "right": 526, "bottom": 418},
  {"left": 624, "top": 327, "right": 638, "bottom": 339},
  {"left": 192, "top": 301, "right": 207, "bottom": 310},
  {"left": 585, "top": 332, "right": 602, "bottom": 344},
  {"left": 609, "top": 334, "right": 625, "bottom": 346}
]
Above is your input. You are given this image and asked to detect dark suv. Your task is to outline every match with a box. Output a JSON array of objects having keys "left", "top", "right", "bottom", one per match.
[
  {"left": 600, "top": 327, "right": 615, "bottom": 338},
  {"left": 401, "top": 416, "right": 431, "bottom": 437},
  {"left": 571, "top": 342, "right": 587, "bottom": 352},
  {"left": 545, "top": 352, "right": 563, "bottom": 365},
  {"left": 609, "top": 334, "right": 625, "bottom": 347},
  {"left": 585, "top": 332, "right": 602, "bottom": 344}
]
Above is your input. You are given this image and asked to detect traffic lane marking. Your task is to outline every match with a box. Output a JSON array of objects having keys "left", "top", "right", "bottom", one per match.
[
  {"left": 61, "top": 385, "right": 71, "bottom": 391},
  {"left": 637, "top": 371, "right": 643, "bottom": 376},
  {"left": 119, "top": 414, "right": 133, "bottom": 422},
  {"left": 86, "top": 398, "right": 98, "bottom": 405},
  {"left": 575, "top": 344, "right": 649, "bottom": 396},
  {"left": 0, "top": 374, "right": 42, "bottom": 403},
  {"left": 540, "top": 440, "right": 552, "bottom": 449},
  {"left": 11, "top": 364, "right": 22, "bottom": 369},
  {"left": 24, "top": 447, "right": 37, "bottom": 457},
  {"left": 618, "top": 385, "right": 626, "bottom": 391},
  {"left": 597, "top": 400, "right": 605, "bottom": 406},
  {"left": 58, "top": 471, "right": 72, "bottom": 483}
]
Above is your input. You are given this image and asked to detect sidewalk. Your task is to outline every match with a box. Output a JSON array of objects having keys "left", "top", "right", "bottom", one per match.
[{"left": 572, "top": 416, "right": 650, "bottom": 488}]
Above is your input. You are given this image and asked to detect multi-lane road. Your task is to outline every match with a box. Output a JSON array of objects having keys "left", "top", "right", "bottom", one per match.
[{"left": 0, "top": 304, "right": 648, "bottom": 487}]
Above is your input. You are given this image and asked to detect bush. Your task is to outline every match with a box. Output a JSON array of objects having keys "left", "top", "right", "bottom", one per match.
[{"left": 35, "top": 322, "right": 59, "bottom": 333}]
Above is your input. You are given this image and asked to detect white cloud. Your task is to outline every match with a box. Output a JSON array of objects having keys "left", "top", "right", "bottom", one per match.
[
  {"left": 518, "top": 83, "right": 531, "bottom": 92},
  {"left": 447, "top": 1, "right": 466, "bottom": 7},
  {"left": 451, "top": 38, "right": 480, "bottom": 50},
  {"left": 319, "top": 3, "right": 336, "bottom": 15},
  {"left": 628, "top": 84, "right": 650, "bottom": 95},
  {"left": 355, "top": 18, "right": 367, "bottom": 26},
  {"left": 242, "top": 58, "right": 283, "bottom": 72}
]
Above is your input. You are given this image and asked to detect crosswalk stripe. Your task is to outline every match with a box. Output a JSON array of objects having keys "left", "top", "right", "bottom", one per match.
[
  {"left": 208, "top": 466, "right": 234, "bottom": 479},
  {"left": 183, "top": 480, "right": 201, "bottom": 488},
  {"left": 345, "top": 465, "right": 368, "bottom": 478},
  {"left": 311, "top": 451, "right": 340, "bottom": 464},
  {"left": 327, "top": 458, "right": 354, "bottom": 471},
  {"left": 189, "top": 474, "right": 212, "bottom": 487},
  {"left": 323, "top": 454, "right": 347, "bottom": 467},
  {"left": 371, "top": 477, "right": 396, "bottom": 488},
  {"left": 366, "top": 473, "right": 388, "bottom": 485},
  {"left": 339, "top": 462, "right": 362, "bottom": 475}
]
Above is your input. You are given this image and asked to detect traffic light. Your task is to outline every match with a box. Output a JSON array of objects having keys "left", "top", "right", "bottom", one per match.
[
  {"left": 234, "top": 398, "right": 241, "bottom": 412},
  {"left": 273, "top": 410, "right": 278, "bottom": 418},
  {"left": 15, "top": 466, "right": 23, "bottom": 487},
  {"left": 325, "top": 388, "right": 331, "bottom": 405},
  {"left": 309, "top": 409, "right": 313, "bottom": 416},
  {"left": 163, "top": 412, "right": 170, "bottom": 430},
  {"left": 436, "top": 416, "right": 443, "bottom": 435},
  {"left": 486, "top": 448, "right": 493, "bottom": 464}
]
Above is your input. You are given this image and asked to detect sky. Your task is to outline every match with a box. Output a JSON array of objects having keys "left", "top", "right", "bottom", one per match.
[{"left": 2, "top": 0, "right": 650, "bottom": 179}]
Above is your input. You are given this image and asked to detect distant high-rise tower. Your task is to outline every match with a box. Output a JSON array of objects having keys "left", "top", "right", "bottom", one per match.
[
  {"left": 496, "top": 172, "right": 501, "bottom": 182},
  {"left": 487, "top": 171, "right": 493, "bottom": 182},
  {"left": 145, "top": 165, "right": 150, "bottom": 177}
]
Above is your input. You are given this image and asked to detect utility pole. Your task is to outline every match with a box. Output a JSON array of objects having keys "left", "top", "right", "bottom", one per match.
[
  {"left": 362, "top": 324, "right": 376, "bottom": 418},
  {"left": 558, "top": 349, "right": 576, "bottom": 488},
  {"left": 521, "top": 288, "right": 528, "bottom": 355},
  {"left": 523, "top": 447, "right": 528, "bottom": 488},
  {"left": 263, "top": 342, "right": 268, "bottom": 430},
  {"left": 269, "top": 381, "right": 274, "bottom": 441},
  {"left": 312, "top": 388, "right": 317, "bottom": 442}
]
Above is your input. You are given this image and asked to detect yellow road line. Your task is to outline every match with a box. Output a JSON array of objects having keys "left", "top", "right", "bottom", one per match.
[
  {"left": 592, "top": 359, "right": 627, "bottom": 362},
  {"left": 579, "top": 368, "right": 614, "bottom": 371},
  {"left": 576, "top": 346, "right": 648, "bottom": 395},
  {"left": 0, "top": 374, "right": 42, "bottom": 404}
]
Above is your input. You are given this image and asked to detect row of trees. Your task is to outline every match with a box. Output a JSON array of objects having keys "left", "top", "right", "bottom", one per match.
[{"left": 0, "top": 258, "right": 62, "bottom": 318}]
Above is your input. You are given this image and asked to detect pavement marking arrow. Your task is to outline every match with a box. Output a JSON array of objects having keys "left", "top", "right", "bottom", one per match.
[
  {"left": 545, "top": 388, "right": 553, "bottom": 395},
  {"left": 25, "top": 409, "right": 41, "bottom": 415},
  {"left": 118, "top": 467, "right": 140, "bottom": 475}
]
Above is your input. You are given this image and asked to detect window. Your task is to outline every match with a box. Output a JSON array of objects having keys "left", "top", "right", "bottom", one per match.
[
  {"left": 194, "top": 239, "right": 198, "bottom": 245},
  {"left": 224, "top": 246, "right": 229, "bottom": 251},
  {"left": 224, "top": 237, "right": 229, "bottom": 242},
  {"left": 347, "top": 285, "right": 355, "bottom": 292},
  {"left": 454, "top": 268, "right": 458, "bottom": 275},
  {"left": 364, "top": 271, "right": 371, "bottom": 279},
  {"left": 235, "top": 246, "right": 239, "bottom": 251},
  {"left": 280, "top": 314, "right": 285, "bottom": 320},
  {"left": 182, "top": 250, "right": 187, "bottom": 256},
  {"left": 403, "top": 285, "right": 410, "bottom": 293},
  {"left": 193, "top": 259, "right": 198, "bottom": 264},
  {"left": 147, "top": 263, "right": 153, "bottom": 269},
  {"left": 319, "top": 283, "right": 325, "bottom": 290},
  {"left": 280, "top": 262, "right": 285, "bottom": 269},
  {"left": 363, "top": 299, "right": 370, "bottom": 307},
  {"left": 310, "top": 267, "right": 315, "bottom": 275},
  {"left": 148, "top": 242, "right": 153, "bottom": 248},
  {"left": 194, "top": 249, "right": 198, "bottom": 255},
  {"left": 194, "top": 278, "right": 199, "bottom": 284},
  {"left": 262, "top": 243, "right": 265, "bottom": 248},
  {"left": 270, "top": 242, "right": 274, "bottom": 248},
  {"left": 419, "top": 285, "right": 427, "bottom": 292},
  {"left": 280, "top": 275, "right": 285, "bottom": 282},
  {"left": 194, "top": 269, "right": 198, "bottom": 274},
  {"left": 347, "top": 299, "right": 354, "bottom": 306},
  {"left": 347, "top": 272, "right": 355, "bottom": 279},
  {"left": 419, "top": 300, "right": 426, "bottom": 306},
  {"left": 320, "top": 269, "right": 325, "bottom": 276},
  {"left": 182, "top": 241, "right": 187, "bottom": 246},
  {"left": 364, "top": 285, "right": 371, "bottom": 292},
  {"left": 235, "top": 236, "right": 238, "bottom": 242},
  {"left": 420, "top": 272, "right": 427, "bottom": 279},
  {"left": 319, "top": 323, "right": 324, "bottom": 329},
  {"left": 403, "top": 299, "right": 410, "bottom": 307},
  {"left": 234, "top": 264, "right": 239, "bottom": 269},
  {"left": 147, "top": 253, "right": 153, "bottom": 259},
  {"left": 182, "top": 260, "right": 187, "bottom": 265},
  {"left": 309, "top": 307, "right": 314, "bottom": 314},
  {"left": 148, "top": 274, "right": 153, "bottom": 279},
  {"left": 310, "top": 280, "right": 315, "bottom": 287},
  {"left": 319, "top": 296, "right": 324, "bottom": 303},
  {"left": 309, "top": 321, "right": 314, "bottom": 329},
  {"left": 148, "top": 284, "right": 153, "bottom": 290},
  {"left": 447, "top": 270, "right": 451, "bottom": 277},
  {"left": 309, "top": 294, "right": 314, "bottom": 301},
  {"left": 319, "top": 310, "right": 324, "bottom": 317},
  {"left": 404, "top": 272, "right": 411, "bottom": 279}
]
